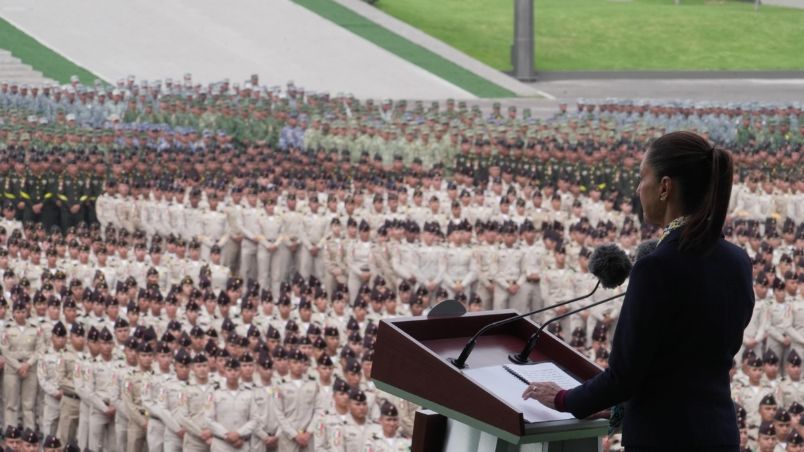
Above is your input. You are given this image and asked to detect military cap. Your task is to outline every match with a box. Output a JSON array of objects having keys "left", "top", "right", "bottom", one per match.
[
  {"left": 138, "top": 342, "right": 154, "bottom": 354},
  {"left": 349, "top": 388, "right": 367, "bottom": 402},
  {"left": 4, "top": 425, "right": 21, "bottom": 439},
  {"left": 758, "top": 421, "right": 776, "bottom": 436},
  {"left": 380, "top": 401, "right": 399, "bottom": 417},
  {"left": 345, "top": 357, "right": 362, "bottom": 374},
  {"left": 173, "top": 348, "right": 192, "bottom": 366},
  {"left": 323, "top": 326, "right": 339, "bottom": 337},
  {"left": 790, "top": 402, "right": 804, "bottom": 415},
  {"left": 288, "top": 348, "right": 308, "bottom": 362},
  {"left": 763, "top": 349, "right": 780, "bottom": 365},
  {"left": 99, "top": 327, "right": 114, "bottom": 342},
  {"left": 317, "top": 354, "right": 334, "bottom": 367},
  {"left": 789, "top": 430, "right": 804, "bottom": 446},
  {"left": 87, "top": 326, "right": 100, "bottom": 341},
  {"left": 257, "top": 353, "right": 273, "bottom": 369},
  {"left": 747, "top": 353, "right": 764, "bottom": 368},
  {"left": 114, "top": 317, "right": 129, "bottom": 329},
  {"left": 21, "top": 428, "right": 38, "bottom": 444},
  {"left": 760, "top": 393, "right": 777, "bottom": 406},
  {"left": 789, "top": 349, "right": 802, "bottom": 366},
  {"left": 775, "top": 408, "right": 791, "bottom": 422},
  {"left": 42, "top": 434, "right": 61, "bottom": 449},
  {"left": 192, "top": 353, "right": 208, "bottom": 364},
  {"left": 11, "top": 300, "right": 27, "bottom": 311},
  {"left": 223, "top": 358, "right": 240, "bottom": 370},
  {"left": 124, "top": 337, "right": 140, "bottom": 350},
  {"left": 266, "top": 326, "right": 281, "bottom": 340},
  {"left": 52, "top": 321, "right": 67, "bottom": 337}
]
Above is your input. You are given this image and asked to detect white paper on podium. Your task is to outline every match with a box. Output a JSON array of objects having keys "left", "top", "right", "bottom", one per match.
[{"left": 463, "top": 363, "right": 581, "bottom": 423}]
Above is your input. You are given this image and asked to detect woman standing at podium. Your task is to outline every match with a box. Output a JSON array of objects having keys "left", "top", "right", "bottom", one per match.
[{"left": 523, "top": 131, "right": 754, "bottom": 451}]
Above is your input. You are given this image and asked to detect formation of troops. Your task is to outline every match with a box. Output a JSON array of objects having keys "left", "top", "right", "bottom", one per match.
[{"left": 0, "top": 75, "right": 801, "bottom": 452}]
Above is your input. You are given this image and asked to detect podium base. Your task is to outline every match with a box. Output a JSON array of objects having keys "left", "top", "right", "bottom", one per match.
[{"left": 413, "top": 410, "right": 601, "bottom": 452}]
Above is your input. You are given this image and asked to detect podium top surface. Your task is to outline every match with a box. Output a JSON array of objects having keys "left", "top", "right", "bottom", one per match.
[{"left": 371, "top": 310, "right": 607, "bottom": 443}]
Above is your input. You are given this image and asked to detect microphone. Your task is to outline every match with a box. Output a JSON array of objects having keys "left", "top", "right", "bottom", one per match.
[
  {"left": 448, "top": 244, "right": 631, "bottom": 369},
  {"left": 509, "top": 240, "right": 657, "bottom": 364},
  {"left": 509, "top": 292, "right": 626, "bottom": 364}
]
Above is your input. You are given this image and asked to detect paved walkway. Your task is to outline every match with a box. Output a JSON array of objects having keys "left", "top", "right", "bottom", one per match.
[
  {"left": 762, "top": 0, "right": 804, "bottom": 9},
  {"left": 0, "top": 0, "right": 474, "bottom": 99},
  {"left": 330, "top": 0, "right": 544, "bottom": 98}
]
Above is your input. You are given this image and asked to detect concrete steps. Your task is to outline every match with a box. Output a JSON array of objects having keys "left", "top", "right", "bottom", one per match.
[{"left": 0, "top": 48, "right": 54, "bottom": 85}]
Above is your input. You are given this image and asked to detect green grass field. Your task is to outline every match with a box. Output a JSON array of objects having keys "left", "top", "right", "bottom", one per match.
[
  {"left": 0, "top": 16, "right": 100, "bottom": 84},
  {"left": 375, "top": 0, "right": 804, "bottom": 71}
]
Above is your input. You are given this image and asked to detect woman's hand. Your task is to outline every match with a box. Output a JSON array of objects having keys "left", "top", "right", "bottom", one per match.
[{"left": 521, "top": 381, "right": 564, "bottom": 410}]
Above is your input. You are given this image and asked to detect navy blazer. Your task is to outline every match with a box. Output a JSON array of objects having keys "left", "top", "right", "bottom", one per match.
[{"left": 563, "top": 228, "right": 754, "bottom": 450}]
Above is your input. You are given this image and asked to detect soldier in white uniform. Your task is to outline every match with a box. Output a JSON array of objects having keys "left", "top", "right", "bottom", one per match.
[
  {"left": 363, "top": 401, "right": 412, "bottom": 452},
  {"left": 222, "top": 187, "right": 245, "bottom": 274},
  {"left": 256, "top": 198, "right": 283, "bottom": 299},
  {"left": 300, "top": 196, "right": 329, "bottom": 280},
  {"left": 239, "top": 187, "right": 262, "bottom": 283},
  {"left": 347, "top": 221, "right": 374, "bottom": 303},
  {"left": 274, "top": 349, "right": 319, "bottom": 451},
  {"left": 37, "top": 321, "right": 68, "bottom": 436},
  {"left": 442, "top": 222, "right": 476, "bottom": 300},
  {"left": 492, "top": 222, "right": 525, "bottom": 311},
  {"left": 415, "top": 222, "right": 446, "bottom": 306},
  {"left": 198, "top": 192, "right": 228, "bottom": 260},
  {"left": 204, "top": 358, "right": 258, "bottom": 452},
  {"left": 1, "top": 300, "right": 44, "bottom": 430},
  {"left": 743, "top": 273, "right": 771, "bottom": 357},
  {"left": 85, "top": 328, "right": 119, "bottom": 452}
]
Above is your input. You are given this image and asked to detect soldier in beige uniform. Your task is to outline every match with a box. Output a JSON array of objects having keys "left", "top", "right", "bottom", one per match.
[
  {"left": 37, "top": 321, "right": 68, "bottom": 436},
  {"left": 780, "top": 351, "right": 804, "bottom": 407},
  {"left": 176, "top": 352, "right": 219, "bottom": 452},
  {"left": 56, "top": 322, "right": 85, "bottom": 445},
  {"left": 252, "top": 353, "right": 280, "bottom": 451},
  {"left": 274, "top": 348, "right": 319, "bottom": 451},
  {"left": 1, "top": 301, "right": 44, "bottom": 430},
  {"left": 280, "top": 194, "right": 306, "bottom": 284},
  {"left": 199, "top": 193, "right": 228, "bottom": 260},
  {"left": 86, "top": 328, "right": 120, "bottom": 452},
  {"left": 256, "top": 198, "right": 283, "bottom": 298},
  {"left": 142, "top": 342, "right": 173, "bottom": 452},
  {"left": 239, "top": 188, "right": 262, "bottom": 282},
  {"left": 363, "top": 401, "right": 411, "bottom": 452},
  {"left": 492, "top": 222, "right": 525, "bottom": 311},
  {"left": 300, "top": 196, "right": 329, "bottom": 280},
  {"left": 743, "top": 274, "right": 771, "bottom": 357},
  {"left": 161, "top": 349, "right": 192, "bottom": 452},
  {"left": 323, "top": 218, "right": 348, "bottom": 300},
  {"left": 204, "top": 358, "right": 258, "bottom": 452},
  {"left": 540, "top": 246, "right": 577, "bottom": 334},
  {"left": 222, "top": 187, "right": 245, "bottom": 274},
  {"left": 330, "top": 388, "right": 372, "bottom": 452},
  {"left": 124, "top": 341, "right": 156, "bottom": 452},
  {"left": 733, "top": 355, "right": 776, "bottom": 429}
]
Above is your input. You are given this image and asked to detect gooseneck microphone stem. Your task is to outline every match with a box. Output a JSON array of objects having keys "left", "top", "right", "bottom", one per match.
[
  {"left": 509, "top": 292, "right": 626, "bottom": 364},
  {"left": 449, "top": 280, "right": 600, "bottom": 369}
]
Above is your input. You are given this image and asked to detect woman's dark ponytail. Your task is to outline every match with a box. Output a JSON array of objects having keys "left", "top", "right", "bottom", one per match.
[{"left": 646, "top": 131, "right": 734, "bottom": 255}]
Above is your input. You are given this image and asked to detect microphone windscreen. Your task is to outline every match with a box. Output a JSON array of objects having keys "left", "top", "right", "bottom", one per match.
[
  {"left": 589, "top": 244, "right": 632, "bottom": 289},
  {"left": 634, "top": 239, "right": 659, "bottom": 263}
]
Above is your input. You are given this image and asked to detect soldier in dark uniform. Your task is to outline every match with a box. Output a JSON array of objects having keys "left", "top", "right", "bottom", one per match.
[
  {"left": 22, "top": 155, "right": 50, "bottom": 225},
  {"left": 58, "top": 159, "right": 87, "bottom": 231},
  {"left": 84, "top": 156, "right": 105, "bottom": 225},
  {"left": 10, "top": 155, "right": 26, "bottom": 221}
]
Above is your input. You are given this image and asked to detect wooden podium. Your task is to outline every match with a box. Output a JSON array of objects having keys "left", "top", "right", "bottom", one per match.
[{"left": 372, "top": 309, "right": 608, "bottom": 452}]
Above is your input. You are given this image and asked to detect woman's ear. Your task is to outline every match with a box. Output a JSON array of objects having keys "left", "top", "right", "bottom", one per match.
[{"left": 658, "top": 176, "right": 673, "bottom": 202}]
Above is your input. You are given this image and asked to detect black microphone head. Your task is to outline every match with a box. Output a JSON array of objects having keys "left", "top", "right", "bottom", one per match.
[
  {"left": 634, "top": 239, "right": 659, "bottom": 263},
  {"left": 589, "top": 244, "right": 632, "bottom": 289}
]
